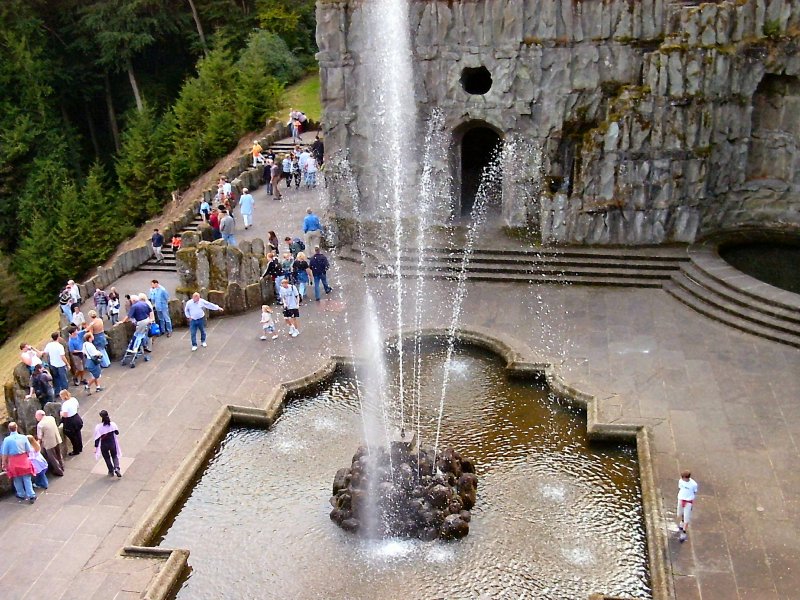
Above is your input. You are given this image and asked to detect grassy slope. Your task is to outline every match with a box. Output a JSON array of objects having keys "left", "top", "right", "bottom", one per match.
[
  {"left": 273, "top": 71, "right": 322, "bottom": 122},
  {"left": 0, "top": 72, "right": 322, "bottom": 400},
  {"left": 0, "top": 306, "right": 60, "bottom": 387}
]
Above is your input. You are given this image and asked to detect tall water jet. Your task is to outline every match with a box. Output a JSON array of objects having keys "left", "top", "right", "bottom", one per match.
[{"left": 359, "top": 0, "right": 418, "bottom": 426}]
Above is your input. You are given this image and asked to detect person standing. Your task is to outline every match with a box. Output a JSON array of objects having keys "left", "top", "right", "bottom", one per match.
[
  {"left": 1, "top": 423, "right": 36, "bottom": 503},
  {"left": 209, "top": 207, "right": 222, "bottom": 240},
  {"left": 151, "top": 229, "right": 165, "bottom": 263},
  {"left": 108, "top": 288, "right": 121, "bottom": 326},
  {"left": 93, "top": 287, "right": 109, "bottom": 320},
  {"left": 28, "top": 364, "right": 54, "bottom": 408},
  {"left": 220, "top": 209, "right": 236, "bottom": 246},
  {"left": 303, "top": 208, "right": 323, "bottom": 252},
  {"left": 304, "top": 154, "right": 318, "bottom": 188},
  {"left": 311, "top": 134, "right": 324, "bottom": 166},
  {"left": 239, "top": 188, "right": 254, "bottom": 230},
  {"left": 292, "top": 252, "right": 313, "bottom": 301},
  {"left": 261, "top": 252, "right": 284, "bottom": 300},
  {"left": 59, "top": 389, "right": 83, "bottom": 455},
  {"left": 267, "top": 231, "right": 280, "bottom": 255},
  {"left": 310, "top": 247, "right": 334, "bottom": 301},
  {"left": 44, "top": 332, "right": 70, "bottom": 395},
  {"left": 58, "top": 285, "right": 73, "bottom": 321},
  {"left": 149, "top": 280, "right": 173, "bottom": 337},
  {"left": 67, "top": 280, "right": 81, "bottom": 313},
  {"left": 81, "top": 332, "right": 104, "bottom": 395},
  {"left": 281, "top": 154, "right": 292, "bottom": 188},
  {"left": 27, "top": 436, "right": 49, "bottom": 490},
  {"left": 94, "top": 410, "right": 122, "bottom": 478},
  {"left": 278, "top": 277, "right": 301, "bottom": 338},
  {"left": 270, "top": 161, "right": 282, "bottom": 199},
  {"left": 35, "top": 410, "right": 64, "bottom": 476},
  {"left": 184, "top": 292, "right": 224, "bottom": 351},
  {"left": 677, "top": 470, "right": 698, "bottom": 543},
  {"left": 87, "top": 309, "right": 110, "bottom": 366}
]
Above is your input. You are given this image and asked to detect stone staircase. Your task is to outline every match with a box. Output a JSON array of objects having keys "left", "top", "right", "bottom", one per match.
[
  {"left": 338, "top": 244, "right": 690, "bottom": 288},
  {"left": 664, "top": 246, "right": 800, "bottom": 349},
  {"left": 137, "top": 136, "right": 302, "bottom": 274},
  {"left": 137, "top": 214, "right": 204, "bottom": 273}
]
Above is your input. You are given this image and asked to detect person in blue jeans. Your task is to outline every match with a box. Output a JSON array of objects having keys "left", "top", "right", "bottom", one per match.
[
  {"left": 184, "top": 293, "right": 224, "bottom": 351},
  {"left": 309, "top": 247, "right": 333, "bottom": 301},
  {"left": 149, "top": 279, "right": 173, "bottom": 337}
]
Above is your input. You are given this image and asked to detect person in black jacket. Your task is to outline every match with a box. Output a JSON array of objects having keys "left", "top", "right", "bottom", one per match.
[
  {"left": 309, "top": 247, "right": 333, "bottom": 301},
  {"left": 261, "top": 252, "right": 285, "bottom": 304}
]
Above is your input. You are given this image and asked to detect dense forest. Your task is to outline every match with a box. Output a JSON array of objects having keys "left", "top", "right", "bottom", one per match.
[{"left": 0, "top": 0, "right": 317, "bottom": 343}]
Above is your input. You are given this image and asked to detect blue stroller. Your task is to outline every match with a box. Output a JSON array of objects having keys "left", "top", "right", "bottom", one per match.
[{"left": 120, "top": 321, "right": 152, "bottom": 368}]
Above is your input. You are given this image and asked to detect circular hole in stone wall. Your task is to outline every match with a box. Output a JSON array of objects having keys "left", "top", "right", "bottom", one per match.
[{"left": 460, "top": 66, "right": 492, "bottom": 95}]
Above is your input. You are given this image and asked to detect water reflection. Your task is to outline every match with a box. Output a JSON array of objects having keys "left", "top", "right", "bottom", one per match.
[{"left": 161, "top": 347, "right": 650, "bottom": 599}]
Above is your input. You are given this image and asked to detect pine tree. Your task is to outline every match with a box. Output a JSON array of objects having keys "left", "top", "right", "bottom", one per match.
[
  {"left": 235, "top": 31, "right": 288, "bottom": 131},
  {"left": 0, "top": 254, "right": 28, "bottom": 344},
  {"left": 116, "top": 105, "right": 170, "bottom": 224},
  {"left": 83, "top": 161, "right": 133, "bottom": 264},
  {"left": 14, "top": 215, "right": 66, "bottom": 310}
]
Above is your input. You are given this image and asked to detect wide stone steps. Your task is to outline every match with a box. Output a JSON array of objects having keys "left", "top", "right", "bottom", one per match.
[
  {"left": 664, "top": 249, "right": 800, "bottom": 348},
  {"left": 664, "top": 280, "right": 800, "bottom": 348},
  {"left": 339, "top": 244, "right": 687, "bottom": 289}
]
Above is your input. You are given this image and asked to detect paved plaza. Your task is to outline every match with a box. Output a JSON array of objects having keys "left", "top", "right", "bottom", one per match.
[{"left": 1, "top": 175, "right": 798, "bottom": 600}]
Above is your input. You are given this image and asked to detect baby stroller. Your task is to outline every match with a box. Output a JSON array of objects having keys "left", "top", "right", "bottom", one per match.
[{"left": 120, "top": 321, "right": 152, "bottom": 368}]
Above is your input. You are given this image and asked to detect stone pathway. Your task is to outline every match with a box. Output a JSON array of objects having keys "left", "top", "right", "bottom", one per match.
[{"left": 1, "top": 142, "right": 799, "bottom": 599}]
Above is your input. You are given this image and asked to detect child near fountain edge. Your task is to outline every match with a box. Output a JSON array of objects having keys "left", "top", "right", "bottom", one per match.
[{"left": 677, "top": 470, "right": 698, "bottom": 543}]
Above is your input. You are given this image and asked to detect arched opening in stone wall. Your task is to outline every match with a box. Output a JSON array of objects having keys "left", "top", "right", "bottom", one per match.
[
  {"left": 746, "top": 74, "right": 800, "bottom": 184},
  {"left": 456, "top": 124, "right": 503, "bottom": 218}
]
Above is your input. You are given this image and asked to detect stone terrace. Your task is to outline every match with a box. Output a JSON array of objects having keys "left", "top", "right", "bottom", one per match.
[{"left": 0, "top": 180, "right": 798, "bottom": 599}]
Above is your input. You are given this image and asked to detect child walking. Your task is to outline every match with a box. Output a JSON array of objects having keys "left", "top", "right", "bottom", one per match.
[
  {"left": 259, "top": 305, "right": 278, "bottom": 340},
  {"left": 677, "top": 470, "right": 698, "bottom": 543}
]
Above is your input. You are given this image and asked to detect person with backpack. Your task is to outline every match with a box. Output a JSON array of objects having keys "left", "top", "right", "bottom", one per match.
[
  {"left": 285, "top": 236, "right": 304, "bottom": 258},
  {"left": 260, "top": 252, "right": 285, "bottom": 301},
  {"left": 28, "top": 364, "right": 54, "bottom": 408}
]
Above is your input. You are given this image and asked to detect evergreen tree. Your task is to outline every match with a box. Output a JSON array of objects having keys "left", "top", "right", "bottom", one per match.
[
  {"left": 54, "top": 182, "right": 88, "bottom": 275},
  {"left": 14, "top": 215, "right": 66, "bottom": 310},
  {"left": 256, "top": 0, "right": 317, "bottom": 58},
  {"left": 0, "top": 254, "right": 27, "bottom": 344},
  {"left": 84, "top": 162, "right": 135, "bottom": 261},
  {"left": 116, "top": 105, "right": 171, "bottom": 224}
]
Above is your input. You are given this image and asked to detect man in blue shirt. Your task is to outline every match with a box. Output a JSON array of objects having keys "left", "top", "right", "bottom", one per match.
[
  {"left": 149, "top": 279, "right": 173, "bottom": 337},
  {"left": 184, "top": 292, "right": 224, "bottom": 351},
  {"left": 1, "top": 422, "right": 36, "bottom": 503},
  {"left": 303, "top": 208, "right": 323, "bottom": 254}
]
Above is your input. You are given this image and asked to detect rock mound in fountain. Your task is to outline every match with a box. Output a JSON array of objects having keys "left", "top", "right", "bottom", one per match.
[{"left": 330, "top": 443, "right": 477, "bottom": 541}]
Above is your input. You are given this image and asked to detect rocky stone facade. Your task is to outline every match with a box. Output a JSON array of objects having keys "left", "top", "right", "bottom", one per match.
[
  {"left": 175, "top": 237, "right": 274, "bottom": 316},
  {"left": 318, "top": 0, "right": 800, "bottom": 245}
]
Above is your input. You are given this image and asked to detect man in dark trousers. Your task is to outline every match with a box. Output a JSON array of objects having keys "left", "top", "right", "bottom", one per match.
[
  {"left": 309, "top": 247, "right": 333, "bottom": 301},
  {"left": 151, "top": 229, "right": 165, "bottom": 263}
]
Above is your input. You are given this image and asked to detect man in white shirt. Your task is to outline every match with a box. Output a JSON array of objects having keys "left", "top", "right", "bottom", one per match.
[
  {"left": 184, "top": 292, "right": 224, "bottom": 351},
  {"left": 43, "top": 332, "right": 70, "bottom": 395},
  {"left": 677, "top": 470, "right": 698, "bottom": 543},
  {"left": 278, "top": 278, "right": 301, "bottom": 337},
  {"left": 68, "top": 279, "right": 81, "bottom": 309}
]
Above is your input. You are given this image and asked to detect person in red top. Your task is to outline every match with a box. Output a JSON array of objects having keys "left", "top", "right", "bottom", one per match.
[
  {"left": 1, "top": 422, "right": 37, "bottom": 503},
  {"left": 208, "top": 207, "right": 221, "bottom": 240}
]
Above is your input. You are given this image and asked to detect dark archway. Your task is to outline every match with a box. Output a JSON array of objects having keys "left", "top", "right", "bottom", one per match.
[{"left": 460, "top": 126, "right": 502, "bottom": 217}]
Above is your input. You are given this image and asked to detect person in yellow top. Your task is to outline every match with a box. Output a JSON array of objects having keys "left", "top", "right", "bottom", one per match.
[{"left": 252, "top": 140, "right": 264, "bottom": 166}]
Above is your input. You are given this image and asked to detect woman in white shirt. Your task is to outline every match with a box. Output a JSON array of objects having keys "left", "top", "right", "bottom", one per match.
[
  {"left": 81, "top": 332, "right": 104, "bottom": 395},
  {"left": 59, "top": 390, "right": 84, "bottom": 455}
]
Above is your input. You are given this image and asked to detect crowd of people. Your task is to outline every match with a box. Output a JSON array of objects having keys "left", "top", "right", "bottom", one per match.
[
  {"left": 0, "top": 389, "right": 125, "bottom": 503},
  {"left": 4, "top": 126, "right": 338, "bottom": 506}
]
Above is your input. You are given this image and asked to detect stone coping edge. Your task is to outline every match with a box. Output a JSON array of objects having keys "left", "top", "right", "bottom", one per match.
[{"left": 125, "top": 329, "right": 672, "bottom": 600}]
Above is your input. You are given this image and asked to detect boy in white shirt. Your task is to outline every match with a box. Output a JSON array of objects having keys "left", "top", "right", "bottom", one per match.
[
  {"left": 677, "top": 470, "right": 698, "bottom": 543},
  {"left": 259, "top": 305, "right": 277, "bottom": 340}
]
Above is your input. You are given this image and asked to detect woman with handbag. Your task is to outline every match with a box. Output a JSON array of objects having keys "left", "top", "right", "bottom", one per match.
[{"left": 81, "top": 332, "right": 104, "bottom": 395}]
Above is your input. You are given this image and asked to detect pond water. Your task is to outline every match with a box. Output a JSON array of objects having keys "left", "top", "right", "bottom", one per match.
[
  {"left": 720, "top": 242, "right": 800, "bottom": 294},
  {"left": 159, "top": 346, "right": 650, "bottom": 599}
]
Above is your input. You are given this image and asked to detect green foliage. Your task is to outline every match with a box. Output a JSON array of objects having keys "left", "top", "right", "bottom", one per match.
[
  {"left": 14, "top": 215, "right": 66, "bottom": 311},
  {"left": 235, "top": 31, "right": 293, "bottom": 130},
  {"left": 763, "top": 19, "right": 782, "bottom": 39},
  {"left": 116, "top": 105, "right": 173, "bottom": 224},
  {"left": 256, "top": 0, "right": 317, "bottom": 58},
  {"left": 0, "top": 255, "right": 27, "bottom": 344}
]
